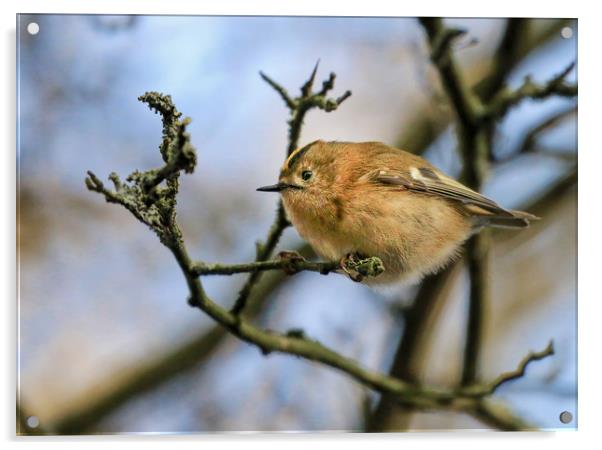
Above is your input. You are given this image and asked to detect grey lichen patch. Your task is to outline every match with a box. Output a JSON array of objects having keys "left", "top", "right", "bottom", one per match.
[
  {"left": 137, "top": 92, "right": 197, "bottom": 183},
  {"left": 346, "top": 256, "right": 385, "bottom": 278},
  {"left": 137, "top": 92, "right": 195, "bottom": 169},
  {"left": 86, "top": 92, "right": 197, "bottom": 248}
]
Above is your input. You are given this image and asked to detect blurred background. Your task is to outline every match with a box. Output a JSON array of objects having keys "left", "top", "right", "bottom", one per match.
[{"left": 17, "top": 15, "right": 577, "bottom": 433}]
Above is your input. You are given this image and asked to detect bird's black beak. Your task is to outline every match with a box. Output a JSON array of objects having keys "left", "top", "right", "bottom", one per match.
[{"left": 257, "top": 182, "right": 299, "bottom": 193}]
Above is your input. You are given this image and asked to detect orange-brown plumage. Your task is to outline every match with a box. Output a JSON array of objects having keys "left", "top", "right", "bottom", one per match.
[{"left": 258, "top": 141, "right": 538, "bottom": 285}]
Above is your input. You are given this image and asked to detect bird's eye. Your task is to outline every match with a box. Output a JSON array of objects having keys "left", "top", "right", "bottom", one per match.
[{"left": 301, "top": 170, "right": 313, "bottom": 181}]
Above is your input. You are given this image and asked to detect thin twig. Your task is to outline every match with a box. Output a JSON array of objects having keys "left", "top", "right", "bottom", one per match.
[
  {"left": 486, "top": 341, "right": 555, "bottom": 395},
  {"left": 461, "top": 341, "right": 555, "bottom": 397},
  {"left": 301, "top": 59, "right": 320, "bottom": 98},
  {"left": 170, "top": 232, "right": 548, "bottom": 417},
  {"left": 492, "top": 105, "right": 577, "bottom": 164},
  {"left": 519, "top": 106, "right": 577, "bottom": 155},
  {"left": 485, "top": 62, "right": 577, "bottom": 118},
  {"left": 231, "top": 63, "right": 352, "bottom": 315},
  {"left": 191, "top": 255, "right": 384, "bottom": 279},
  {"left": 259, "top": 72, "right": 296, "bottom": 110},
  {"left": 230, "top": 203, "right": 289, "bottom": 315}
]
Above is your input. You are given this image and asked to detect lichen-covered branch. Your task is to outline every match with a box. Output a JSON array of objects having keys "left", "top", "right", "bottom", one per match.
[
  {"left": 191, "top": 254, "right": 384, "bottom": 279},
  {"left": 61, "top": 168, "right": 576, "bottom": 436},
  {"left": 168, "top": 229, "right": 551, "bottom": 422},
  {"left": 85, "top": 92, "right": 195, "bottom": 249},
  {"left": 193, "top": 257, "right": 338, "bottom": 277},
  {"left": 136, "top": 92, "right": 197, "bottom": 188},
  {"left": 54, "top": 24, "right": 571, "bottom": 434},
  {"left": 86, "top": 88, "right": 554, "bottom": 432}
]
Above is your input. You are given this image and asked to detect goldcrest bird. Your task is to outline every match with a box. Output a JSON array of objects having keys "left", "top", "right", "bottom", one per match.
[{"left": 257, "top": 141, "right": 538, "bottom": 285}]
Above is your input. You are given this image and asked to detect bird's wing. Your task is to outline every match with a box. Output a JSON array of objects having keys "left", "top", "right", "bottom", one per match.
[{"left": 371, "top": 166, "right": 515, "bottom": 217}]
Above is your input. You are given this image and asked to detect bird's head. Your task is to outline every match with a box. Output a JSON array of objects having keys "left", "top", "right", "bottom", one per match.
[{"left": 257, "top": 140, "right": 340, "bottom": 208}]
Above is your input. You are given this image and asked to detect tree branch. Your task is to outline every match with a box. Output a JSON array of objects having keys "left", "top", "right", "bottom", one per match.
[
  {"left": 517, "top": 106, "right": 577, "bottom": 156},
  {"left": 231, "top": 63, "right": 352, "bottom": 316},
  {"left": 65, "top": 65, "right": 353, "bottom": 432},
  {"left": 191, "top": 254, "right": 384, "bottom": 279},
  {"left": 193, "top": 258, "right": 338, "bottom": 276},
  {"left": 367, "top": 165, "right": 575, "bottom": 431},
  {"left": 85, "top": 91, "right": 195, "bottom": 249},
  {"left": 259, "top": 72, "right": 296, "bottom": 110},
  {"left": 398, "top": 18, "right": 570, "bottom": 154},
  {"left": 50, "top": 24, "right": 571, "bottom": 433},
  {"left": 86, "top": 89, "right": 553, "bottom": 433},
  {"left": 169, "top": 232, "right": 547, "bottom": 418},
  {"left": 405, "top": 17, "right": 574, "bottom": 429},
  {"left": 492, "top": 105, "right": 577, "bottom": 164},
  {"left": 475, "top": 18, "right": 531, "bottom": 102},
  {"left": 61, "top": 166, "right": 575, "bottom": 435},
  {"left": 259, "top": 61, "right": 352, "bottom": 155},
  {"left": 472, "top": 341, "right": 555, "bottom": 397},
  {"left": 386, "top": 46, "right": 575, "bottom": 425},
  {"left": 366, "top": 263, "right": 460, "bottom": 431},
  {"left": 53, "top": 20, "right": 573, "bottom": 433},
  {"left": 486, "top": 62, "right": 577, "bottom": 119},
  {"left": 461, "top": 232, "right": 490, "bottom": 386},
  {"left": 419, "top": 18, "right": 491, "bottom": 389},
  {"left": 419, "top": 18, "right": 484, "bottom": 128}
]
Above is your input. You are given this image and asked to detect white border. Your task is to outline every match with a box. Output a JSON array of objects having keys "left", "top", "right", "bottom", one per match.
[
  {"left": 3, "top": 1, "right": 599, "bottom": 449},
  {"left": 0, "top": 0, "right": 581, "bottom": 18}
]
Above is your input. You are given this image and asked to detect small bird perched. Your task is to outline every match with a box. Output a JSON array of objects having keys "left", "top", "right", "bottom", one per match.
[{"left": 257, "top": 141, "right": 538, "bottom": 285}]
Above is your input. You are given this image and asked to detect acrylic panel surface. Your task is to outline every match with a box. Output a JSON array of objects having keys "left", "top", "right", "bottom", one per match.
[{"left": 17, "top": 14, "right": 577, "bottom": 434}]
